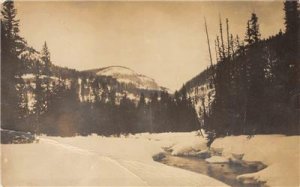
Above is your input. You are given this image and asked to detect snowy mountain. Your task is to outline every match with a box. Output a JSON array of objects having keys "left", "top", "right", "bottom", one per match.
[
  {"left": 19, "top": 66, "right": 169, "bottom": 109},
  {"left": 84, "top": 66, "right": 167, "bottom": 91},
  {"left": 78, "top": 66, "right": 170, "bottom": 104}
]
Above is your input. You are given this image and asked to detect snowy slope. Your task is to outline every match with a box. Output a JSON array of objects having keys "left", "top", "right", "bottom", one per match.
[
  {"left": 1, "top": 132, "right": 227, "bottom": 186},
  {"left": 20, "top": 74, "right": 72, "bottom": 111},
  {"left": 187, "top": 83, "right": 215, "bottom": 117},
  {"left": 183, "top": 66, "right": 214, "bottom": 117}
]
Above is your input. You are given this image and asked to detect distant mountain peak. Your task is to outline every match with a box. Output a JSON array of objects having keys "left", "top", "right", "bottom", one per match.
[
  {"left": 83, "top": 66, "right": 167, "bottom": 91},
  {"left": 96, "top": 66, "right": 137, "bottom": 77}
]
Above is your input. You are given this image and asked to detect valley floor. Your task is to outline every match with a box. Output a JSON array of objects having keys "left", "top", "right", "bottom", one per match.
[
  {"left": 1, "top": 132, "right": 299, "bottom": 186},
  {"left": 1, "top": 132, "right": 226, "bottom": 186}
]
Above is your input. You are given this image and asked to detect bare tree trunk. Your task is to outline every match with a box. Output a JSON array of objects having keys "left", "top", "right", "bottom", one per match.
[
  {"left": 226, "top": 18, "right": 231, "bottom": 58},
  {"left": 219, "top": 15, "right": 226, "bottom": 59},
  {"left": 204, "top": 17, "right": 213, "bottom": 67}
]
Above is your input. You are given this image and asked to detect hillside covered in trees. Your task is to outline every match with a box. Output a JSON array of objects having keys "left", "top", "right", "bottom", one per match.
[
  {"left": 183, "top": 1, "right": 299, "bottom": 143},
  {"left": 1, "top": 1, "right": 199, "bottom": 137}
]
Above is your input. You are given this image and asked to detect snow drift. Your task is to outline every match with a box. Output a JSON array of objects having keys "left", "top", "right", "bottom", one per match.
[{"left": 210, "top": 135, "right": 300, "bottom": 186}]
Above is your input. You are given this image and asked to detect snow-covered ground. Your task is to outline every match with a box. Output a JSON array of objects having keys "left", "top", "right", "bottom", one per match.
[
  {"left": 1, "top": 132, "right": 299, "bottom": 186},
  {"left": 210, "top": 135, "right": 300, "bottom": 186},
  {"left": 1, "top": 132, "right": 226, "bottom": 186}
]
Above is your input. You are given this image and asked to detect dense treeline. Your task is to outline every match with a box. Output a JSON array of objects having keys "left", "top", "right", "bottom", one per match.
[
  {"left": 1, "top": 1, "right": 199, "bottom": 136},
  {"left": 11, "top": 76, "right": 199, "bottom": 136},
  {"left": 201, "top": 1, "right": 299, "bottom": 142},
  {"left": 35, "top": 79, "right": 199, "bottom": 136}
]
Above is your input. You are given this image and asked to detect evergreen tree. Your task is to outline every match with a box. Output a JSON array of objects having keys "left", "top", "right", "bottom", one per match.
[
  {"left": 149, "top": 92, "right": 159, "bottom": 132},
  {"left": 41, "top": 41, "right": 52, "bottom": 76},
  {"left": 284, "top": 1, "right": 299, "bottom": 35},
  {"left": 245, "top": 21, "right": 252, "bottom": 45},
  {"left": 136, "top": 93, "right": 150, "bottom": 132},
  {"left": 249, "top": 13, "right": 261, "bottom": 43},
  {"left": 138, "top": 92, "right": 146, "bottom": 108},
  {"left": 33, "top": 61, "right": 45, "bottom": 134},
  {"left": 1, "top": 1, "right": 26, "bottom": 129},
  {"left": 245, "top": 13, "right": 261, "bottom": 45},
  {"left": 1, "top": 1, "right": 26, "bottom": 56},
  {"left": 283, "top": 1, "right": 299, "bottom": 94},
  {"left": 40, "top": 42, "right": 53, "bottom": 111},
  {"left": 119, "top": 94, "right": 137, "bottom": 134}
]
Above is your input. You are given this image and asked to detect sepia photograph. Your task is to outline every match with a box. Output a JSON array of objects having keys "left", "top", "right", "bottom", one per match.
[{"left": 1, "top": 0, "right": 299, "bottom": 186}]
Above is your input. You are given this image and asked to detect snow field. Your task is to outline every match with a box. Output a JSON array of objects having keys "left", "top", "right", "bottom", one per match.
[
  {"left": 2, "top": 132, "right": 299, "bottom": 186},
  {"left": 1, "top": 132, "right": 227, "bottom": 186}
]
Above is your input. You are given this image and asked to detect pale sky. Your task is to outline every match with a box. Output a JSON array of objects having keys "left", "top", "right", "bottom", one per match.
[{"left": 15, "top": 1, "right": 284, "bottom": 90}]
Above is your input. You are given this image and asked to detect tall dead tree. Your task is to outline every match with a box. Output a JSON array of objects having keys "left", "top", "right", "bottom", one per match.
[
  {"left": 204, "top": 17, "right": 213, "bottom": 67},
  {"left": 219, "top": 15, "right": 226, "bottom": 59},
  {"left": 226, "top": 18, "right": 231, "bottom": 58}
]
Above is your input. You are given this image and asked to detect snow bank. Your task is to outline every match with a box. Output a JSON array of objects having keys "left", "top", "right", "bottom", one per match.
[
  {"left": 1, "top": 132, "right": 227, "bottom": 186},
  {"left": 205, "top": 156, "right": 229, "bottom": 163},
  {"left": 211, "top": 135, "right": 300, "bottom": 186}
]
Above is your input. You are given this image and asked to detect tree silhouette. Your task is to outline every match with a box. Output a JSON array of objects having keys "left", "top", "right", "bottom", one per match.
[{"left": 1, "top": 1, "right": 26, "bottom": 129}]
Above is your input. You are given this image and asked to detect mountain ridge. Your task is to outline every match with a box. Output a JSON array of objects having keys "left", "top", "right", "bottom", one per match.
[{"left": 82, "top": 65, "right": 168, "bottom": 91}]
